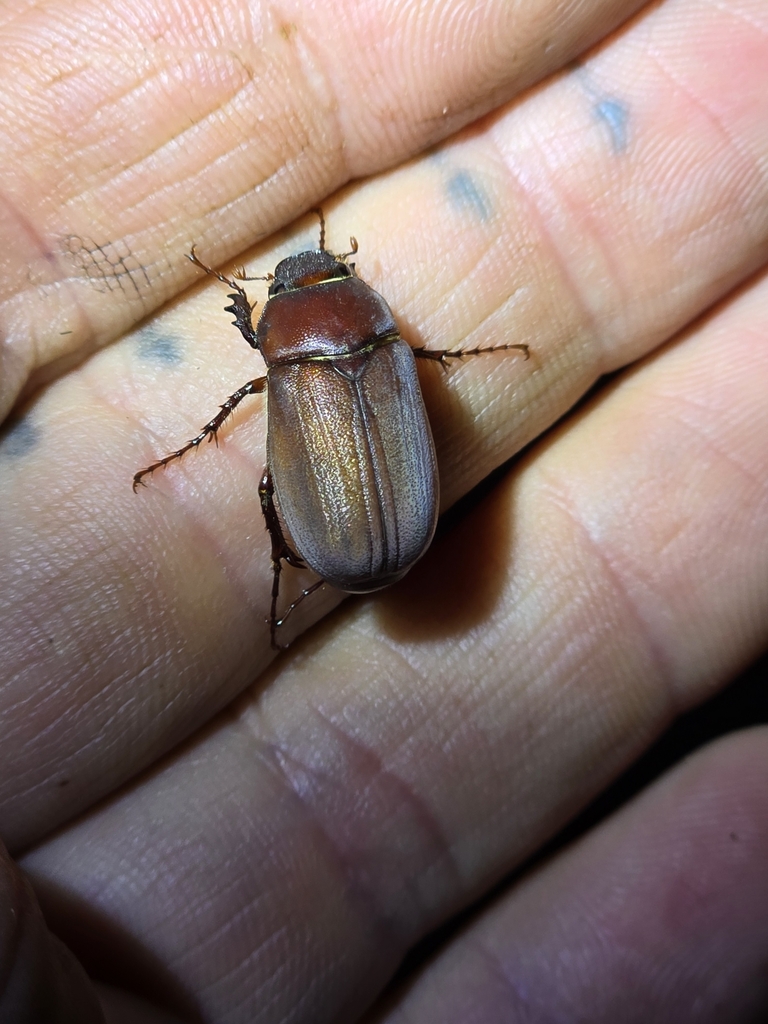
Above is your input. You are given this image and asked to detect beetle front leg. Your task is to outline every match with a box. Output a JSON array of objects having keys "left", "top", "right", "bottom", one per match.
[
  {"left": 412, "top": 341, "right": 530, "bottom": 370},
  {"left": 133, "top": 376, "right": 267, "bottom": 489},
  {"left": 259, "top": 468, "right": 309, "bottom": 650},
  {"left": 188, "top": 247, "right": 261, "bottom": 350}
]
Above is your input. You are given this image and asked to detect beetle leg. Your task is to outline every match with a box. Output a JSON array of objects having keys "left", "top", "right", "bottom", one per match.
[
  {"left": 275, "top": 579, "right": 325, "bottom": 630},
  {"left": 258, "top": 468, "right": 311, "bottom": 649},
  {"left": 412, "top": 342, "right": 530, "bottom": 371},
  {"left": 133, "top": 376, "right": 267, "bottom": 490},
  {"left": 188, "top": 247, "right": 261, "bottom": 350}
]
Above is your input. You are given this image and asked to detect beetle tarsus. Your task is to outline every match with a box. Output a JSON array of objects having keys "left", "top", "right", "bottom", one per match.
[
  {"left": 133, "top": 376, "right": 267, "bottom": 488},
  {"left": 260, "top": 467, "right": 319, "bottom": 648},
  {"left": 276, "top": 578, "right": 325, "bottom": 627},
  {"left": 412, "top": 342, "right": 529, "bottom": 366},
  {"left": 268, "top": 575, "right": 325, "bottom": 650}
]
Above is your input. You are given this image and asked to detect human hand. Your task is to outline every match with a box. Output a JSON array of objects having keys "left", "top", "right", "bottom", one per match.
[{"left": 2, "top": 0, "right": 768, "bottom": 1020}]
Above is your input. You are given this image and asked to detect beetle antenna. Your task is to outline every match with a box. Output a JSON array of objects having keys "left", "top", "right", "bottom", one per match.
[
  {"left": 188, "top": 246, "right": 242, "bottom": 289},
  {"left": 339, "top": 236, "right": 358, "bottom": 262},
  {"left": 312, "top": 207, "right": 326, "bottom": 250}
]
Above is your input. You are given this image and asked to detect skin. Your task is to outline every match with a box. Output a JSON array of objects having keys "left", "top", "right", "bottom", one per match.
[{"left": 1, "top": 0, "right": 768, "bottom": 1021}]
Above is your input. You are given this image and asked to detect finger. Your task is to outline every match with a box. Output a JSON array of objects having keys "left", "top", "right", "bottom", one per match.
[
  {"left": 367, "top": 728, "right": 768, "bottom": 1024},
  {"left": 0, "top": 838, "right": 105, "bottom": 1023},
  {"left": 2, "top": 0, "right": 768, "bottom": 851},
  {"left": 0, "top": 0, "right": 645, "bottom": 417},
  {"left": 21, "top": 250, "right": 768, "bottom": 1018}
]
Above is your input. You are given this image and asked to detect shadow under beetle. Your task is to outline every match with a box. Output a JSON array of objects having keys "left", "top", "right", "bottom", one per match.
[{"left": 134, "top": 211, "right": 529, "bottom": 649}]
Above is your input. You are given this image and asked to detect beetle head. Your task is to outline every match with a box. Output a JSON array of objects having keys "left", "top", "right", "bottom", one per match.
[{"left": 269, "top": 250, "right": 352, "bottom": 295}]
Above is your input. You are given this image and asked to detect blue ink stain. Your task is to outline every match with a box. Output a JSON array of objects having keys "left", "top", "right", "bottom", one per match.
[
  {"left": 447, "top": 170, "right": 491, "bottom": 221},
  {"left": 137, "top": 329, "right": 181, "bottom": 364},
  {"left": 594, "top": 98, "right": 629, "bottom": 153},
  {"left": 1, "top": 418, "right": 39, "bottom": 458}
]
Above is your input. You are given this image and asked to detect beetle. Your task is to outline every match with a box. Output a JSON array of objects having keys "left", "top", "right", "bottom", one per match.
[{"left": 134, "top": 211, "right": 529, "bottom": 648}]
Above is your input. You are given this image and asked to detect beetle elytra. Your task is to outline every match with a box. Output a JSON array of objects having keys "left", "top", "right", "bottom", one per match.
[{"left": 134, "top": 211, "right": 529, "bottom": 648}]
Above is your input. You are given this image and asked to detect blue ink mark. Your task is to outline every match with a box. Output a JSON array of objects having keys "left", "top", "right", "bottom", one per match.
[
  {"left": 447, "top": 170, "right": 491, "bottom": 221},
  {"left": 137, "top": 329, "right": 182, "bottom": 364},
  {"left": 594, "top": 98, "right": 629, "bottom": 153},
  {"left": 0, "top": 418, "right": 39, "bottom": 458}
]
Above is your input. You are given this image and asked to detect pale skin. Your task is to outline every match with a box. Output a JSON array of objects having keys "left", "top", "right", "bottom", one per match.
[{"left": 1, "top": 0, "right": 768, "bottom": 1021}]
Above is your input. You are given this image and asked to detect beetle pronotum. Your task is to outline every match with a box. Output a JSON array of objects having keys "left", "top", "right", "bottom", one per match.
[{"left": 134, "top": 212, "right": 529, "bottom": 648}]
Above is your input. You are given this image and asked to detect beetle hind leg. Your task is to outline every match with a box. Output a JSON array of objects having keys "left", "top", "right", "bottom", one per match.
[
  {"left": 259, "top": 468, "right": 319, "bottom": 650},
  {"left": 275, "top": 579, "right": 325, "bottom": 635}
]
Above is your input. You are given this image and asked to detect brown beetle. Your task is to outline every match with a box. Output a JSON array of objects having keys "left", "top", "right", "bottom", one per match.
[{"left": 134, "top": 212, "right": 528, "bottom": 648}]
